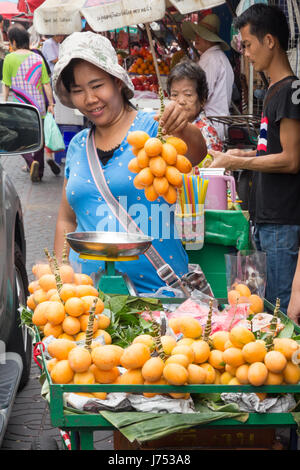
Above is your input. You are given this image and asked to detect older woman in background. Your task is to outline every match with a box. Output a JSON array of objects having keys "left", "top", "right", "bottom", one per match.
[{"left": 167, "top": 59, "right": 223, "bottom": 163}]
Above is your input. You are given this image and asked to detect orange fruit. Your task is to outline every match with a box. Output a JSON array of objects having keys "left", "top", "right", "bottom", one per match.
[
  {"left": 33, "top": 289, "right": 48, "bottom": 305},
  {"left": 133, "top": 173, "right": 146, "bottom": 189},
  {"left": 235, "top": 364, "right": 250, "bottom": 384},
  {"left": 165, "top": 354, "right": 189, "bottom": 368},
  {"left": 59, "top": 284, "right": 78, "bottom": 303},
  {"left": 81, "top": 296, "right": 104, "bottom": 314},
  {"left": 138, "top": 167, "right": 154, "bottom": 186},
  {"left": 264, "top": 350, "right": 287, "bottom": 373},
  {"left": 235, "top": 283, "right": 251, "bottom": 297},
  {"left": 68, "top": 346, "right": 92, "bottom": 373},
  {"left": 161, "top": 143, "right": 177, "bottom": 165},
  {"left": 142, "top": 357, "right": 165, "bottom": 382},
  {"left": 62, "top": 316, "right": 81, "bottom": 336},
  {"left": 79, "top": 314, "right": 98, "bottom": 333},
  {"left": 45, "top": 301, "right": 66, "bottom": 325},
  {"left": 76, "top": 284, "right": 98, "bottom": 297},
  {"left": 187, "top": 364, "right": 207, "bottom": 384},
  {"left": 144, "top": 137, "right": 163, "bottom": 157},
  {"left": 32, "top": 263, "right": 52, "bottom": 279},
  {"left": 91, "top": 345, "right": 123, "bottom": 370},
  {"left": 208, "top": 349, "right": 224, "bottom": 370},
  {"left": 222, "top": 347, "right": 245, "bottom": 367},
  {"left": 51, "top": 360, "right": 74, "bottom": 384},
  {"left": 166, "top": 136, "right": 188, "bottom": 155},
  {"left": 119, "top": 369, "right": 144, "bottom": 385},
  {"left": 144, "top": 184, "right": 158, "bottom": 201},
  {"left": 128, "top": 157, "right": 141, "bottom": 173},
  {"left": 149, "top": 156, "right": 167, "bottom": 177},
  {"left": 175, "top": 154, "right": 192, "bottom": 174},
  {"left": 153, "top": 176, "right": 169, "bottom": 195},
  {"left": 47, "top": 338, "right": 76, "bottom": 361},
  {"left": 43, "top": 322, "right": 63, "bottom": 338},
  {"left": 137, "top": 148, "right": 149, "bottom": 168},
  {"left": 93, "top": 329, "right": 111, "bottom": 344},
  {"left": 227, "top": 289, "right": 241, "bottom": 305},
  {"left": 248, "top": 294, "right": 264, "bottom": 314},
  {"left": 163, "top": 363, "right": 188, "bottom": 386},
  {"left": 162, "top": 185, "right": 177, "bottom": 204},
  {"left": 73, "top": 273, "right": 94, "bottom": 286},
  {"left": 127, "top": 130, "right": 149, "bottom": 149},
  {"left": 90, "top": 364, "right": 120, "bottom": 384},
  {"left": 165, "top": 166, "right": 183, "bottom": 187},
  {"left": 120, "top": 343, "right": 151, "bottom": 370},
  {"left": 59, "top": 264, "right": 74, "bottom": 284},
  {"left": 32, "top": 301, "right": 50, "bottom": 326},
  {"left": 64, "top": 297, "right": 86, "bottom": 317},
  {"left": 28, "top": 280, "right": 40, "bottom": 294},
  {"left": 131, "top": 146, "right": 140, "bottom": 157},
  {"left": 242, "top": 341, "right": 267, "bottom": 363},
  {"left": 248, "top": 362, "right": 268, "bottom": 386}
]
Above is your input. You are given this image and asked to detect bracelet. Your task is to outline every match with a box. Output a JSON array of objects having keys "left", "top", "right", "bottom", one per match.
[{"left": 49, "top": 103, "right": 55, "bottom": 106}]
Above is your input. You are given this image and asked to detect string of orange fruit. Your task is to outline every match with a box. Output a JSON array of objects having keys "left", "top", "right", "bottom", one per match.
[{"left": 127, "top": 88, "right": 192, "bottom": 203}]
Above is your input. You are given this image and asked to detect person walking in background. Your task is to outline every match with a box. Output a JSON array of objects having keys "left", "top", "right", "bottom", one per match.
[
  {"left": 182, "top": 14, "right": 234, "bottom": 141},
  {"left": 0, "top": 15, "right": 8, "bottom": 82},
  {"left": 207, "top": 4, "right": 300, "bottom": 314},
  {"left": 2, "top": 26, "right": 59, "bottom": 181},
  {"left": 42, "top": 35, "right": 65, "bottom": 76},
  {"left": 29, "top": 26, "right": 61, "bottom": 176}
]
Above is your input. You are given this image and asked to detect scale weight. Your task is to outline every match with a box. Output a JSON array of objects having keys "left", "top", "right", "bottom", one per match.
[{"left": 66, "top": 231, "right": 153, "bottom": 295}]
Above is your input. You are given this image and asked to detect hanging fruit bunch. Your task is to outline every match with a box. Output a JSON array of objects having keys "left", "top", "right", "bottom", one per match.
[{"left": 127, "top": 88, "right": 192, "bottom": 204}]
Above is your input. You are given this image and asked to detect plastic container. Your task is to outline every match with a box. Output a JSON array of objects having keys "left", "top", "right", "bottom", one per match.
[{"left": 55, "top": 125, "right": 83, "bottom": 164}]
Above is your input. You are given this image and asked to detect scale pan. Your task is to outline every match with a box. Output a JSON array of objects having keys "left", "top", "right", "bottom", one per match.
[{"left": 66, "top": 231, "right": 153, "bottom": 259}]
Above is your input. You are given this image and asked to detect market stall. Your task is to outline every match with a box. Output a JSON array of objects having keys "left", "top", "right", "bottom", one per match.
[{"left": 23, "top": 0, "right": 300, "bottom": 452}]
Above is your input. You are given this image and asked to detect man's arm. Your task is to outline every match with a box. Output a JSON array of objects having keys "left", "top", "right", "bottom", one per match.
[
  {"left": 209, "top": 118, "right": 300, "bottom": 173},
  {"left": 42, "top": 82, "right": 55, "bottom": 115},
  {"left": 288, "top": 250, "right": 300, "bottom": 324},
  {"left": 3, "top": 84, "right": 10, "bottom": 102}
]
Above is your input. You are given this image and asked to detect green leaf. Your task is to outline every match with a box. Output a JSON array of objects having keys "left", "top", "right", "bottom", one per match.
[{"left": 278, "top": 321, "right": 295, "bottom": 338}]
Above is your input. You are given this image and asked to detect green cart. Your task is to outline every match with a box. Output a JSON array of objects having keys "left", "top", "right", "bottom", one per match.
[{"left": 33, "top": 298, "right": 300, "bottom": 451}]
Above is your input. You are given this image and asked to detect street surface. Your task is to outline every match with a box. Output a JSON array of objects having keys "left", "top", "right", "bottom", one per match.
[{"left": 1, "top": 152, "right": 113, "bottom": 450}]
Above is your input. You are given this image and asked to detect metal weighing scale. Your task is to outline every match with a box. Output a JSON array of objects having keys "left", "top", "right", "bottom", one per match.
[{"left": 66, "top": 231, "right": 153, "bottom": 295}]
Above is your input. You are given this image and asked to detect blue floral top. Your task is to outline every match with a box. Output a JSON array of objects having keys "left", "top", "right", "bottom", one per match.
[{"left": 65, "top": 110, "right": 188, "bottom": 294}]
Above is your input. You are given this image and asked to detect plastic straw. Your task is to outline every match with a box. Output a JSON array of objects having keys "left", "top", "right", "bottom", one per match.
[
  {"left": 183, "top": 174, "right": 190, "bottom": 213},
  {"left": 187, "top": 176, "right": 195, "bottom": 213},
  {"left": 200, "top": 179, "right": 209, "bottom": 205}
]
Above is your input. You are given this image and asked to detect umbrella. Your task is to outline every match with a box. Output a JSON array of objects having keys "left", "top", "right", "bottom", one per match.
[
  {"left": 0, "top": 1, "right": 20, "bottom": 19},
  {"left": 18, "top": 0, "right": 45, "bottom": 14},
  {"left": 33, "top": 0, "right": 226, "bottom": 36}
]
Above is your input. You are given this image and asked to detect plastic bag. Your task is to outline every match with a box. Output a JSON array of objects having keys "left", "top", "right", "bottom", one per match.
[
  {"left": 44, "top": 112, "right": 65, "bottom": 152},
  {"left": 225, "top": 250, "right": 266, "bottom": 298}
]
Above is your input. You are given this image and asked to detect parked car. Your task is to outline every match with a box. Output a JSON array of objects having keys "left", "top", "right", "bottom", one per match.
[{"left": 0, "top": 101, "right": 43, "bottom": 446}]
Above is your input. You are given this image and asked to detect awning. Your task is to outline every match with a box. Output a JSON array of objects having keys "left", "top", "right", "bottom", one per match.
[{"left": 33, "top": 0, "right": 226, "bottom": 35}]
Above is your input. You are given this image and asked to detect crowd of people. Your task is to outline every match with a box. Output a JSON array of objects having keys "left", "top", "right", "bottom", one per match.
[{"left": 1, "top": 5, "right": 300, "bottom": 320}]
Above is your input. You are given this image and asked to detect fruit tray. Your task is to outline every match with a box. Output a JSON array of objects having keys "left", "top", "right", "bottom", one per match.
[{"left": 33, "top": 296, "right": 300, "bottom": 450}]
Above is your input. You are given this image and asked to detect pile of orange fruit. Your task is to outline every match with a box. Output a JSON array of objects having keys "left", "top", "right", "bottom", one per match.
[
  {"left": 127, "top": 131, "right": 192, "bottom": 203},
  {"left": 45, "top": 312, "right": 300, "bottom": 396},
  {"left": 28, "top": 262, "right": 111, "bottom": 343},
  {"left": 129, "top": 54, "right": 170, "bottom": 76},
  {"left": 227, "top": 282, "right": 264, "bottom": 314}
]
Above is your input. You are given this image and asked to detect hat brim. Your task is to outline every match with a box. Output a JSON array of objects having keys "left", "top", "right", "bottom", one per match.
[
  {"left": 52, "top": 53, "right": 134, "bottom": 109},
  {"left": 182, "top": 21, "right": 230, "bottom": 52}
]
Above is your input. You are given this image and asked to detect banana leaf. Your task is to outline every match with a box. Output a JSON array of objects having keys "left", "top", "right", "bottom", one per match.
[{"left": 100, "top": 409, "right": 248, "bottom": 443}]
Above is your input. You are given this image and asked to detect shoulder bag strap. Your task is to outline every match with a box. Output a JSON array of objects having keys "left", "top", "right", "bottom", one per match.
[{"left": 86, "top": 129, "right": 190, "bottom": 297}]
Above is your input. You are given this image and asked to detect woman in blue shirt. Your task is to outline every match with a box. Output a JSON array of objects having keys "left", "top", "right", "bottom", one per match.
[{"left": 53, "top": 31, "right": 207, "bottom": 294}]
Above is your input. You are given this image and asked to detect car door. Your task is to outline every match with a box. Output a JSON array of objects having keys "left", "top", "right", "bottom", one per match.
[{"left": 0, "top": 162, "right": 7, "bottom": 342}]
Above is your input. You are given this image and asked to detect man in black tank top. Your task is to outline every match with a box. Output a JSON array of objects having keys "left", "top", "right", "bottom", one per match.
[{"left": 208, "top": 4, "right": 300, "bottom": 315}]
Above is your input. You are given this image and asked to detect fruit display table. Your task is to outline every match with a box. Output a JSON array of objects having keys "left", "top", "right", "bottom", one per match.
[{"left": 187, "top": 209, "right": 252, "bottom": 299}]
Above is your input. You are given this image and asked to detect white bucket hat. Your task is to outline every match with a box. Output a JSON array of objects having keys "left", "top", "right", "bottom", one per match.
[{"left": 52, "top": 31, "right": 134, "bottom": 109}]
